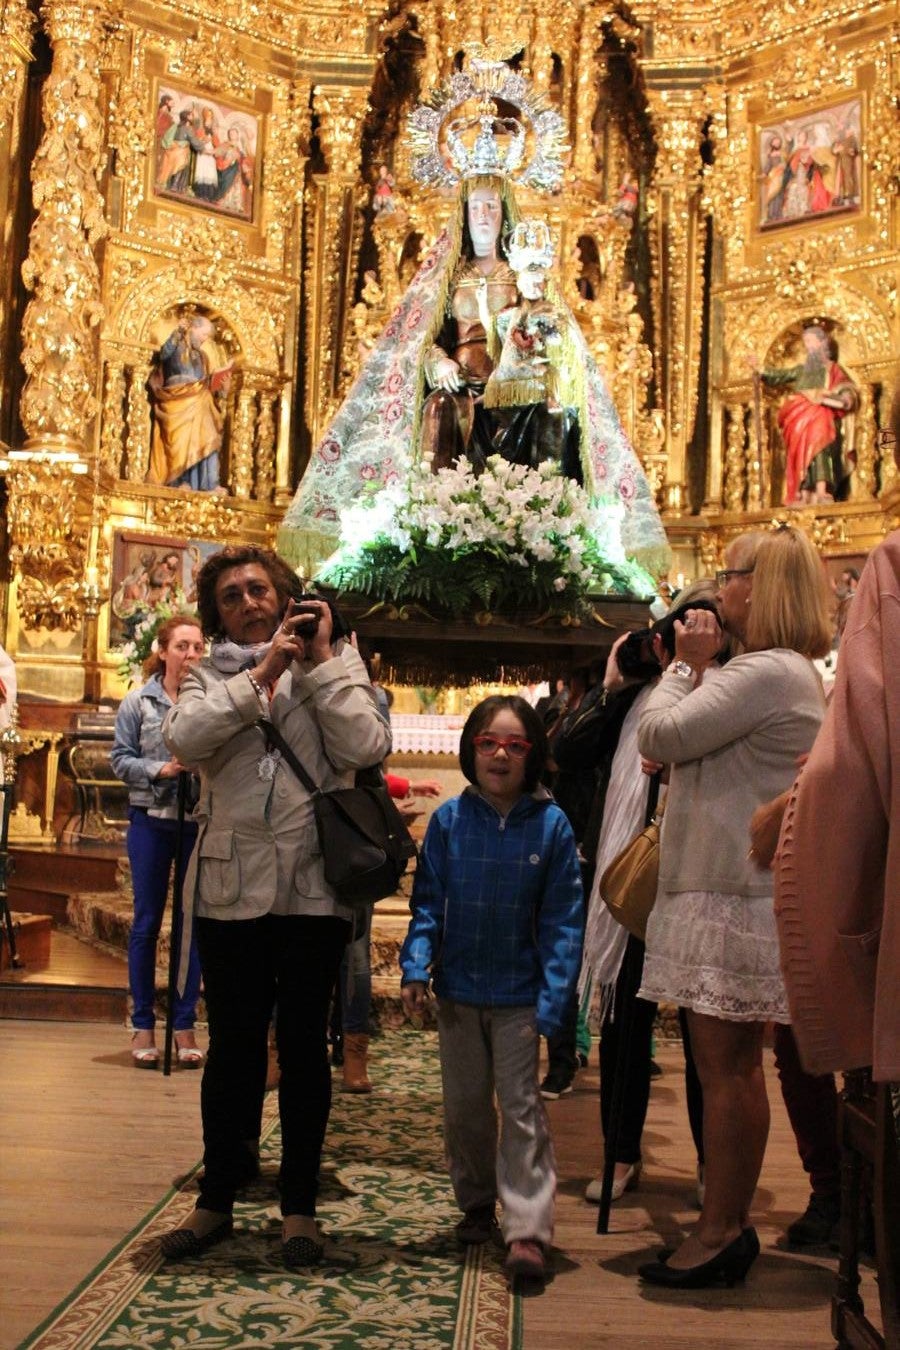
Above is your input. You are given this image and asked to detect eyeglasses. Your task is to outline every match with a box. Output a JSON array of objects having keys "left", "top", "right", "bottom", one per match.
[
  {"left": 715, "top": 568, "right": 754, "bottom": 588},
  {"left": 472, "top": 735, "right": 533, "bottom": 759}
]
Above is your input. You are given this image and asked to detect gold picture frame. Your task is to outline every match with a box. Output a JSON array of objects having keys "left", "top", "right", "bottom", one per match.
[
  {"left": 151, "top": 80, "right": 261, "bottom": 224},
  {"left": 756, "top": 94, "right": 862, "bottom": 233}
]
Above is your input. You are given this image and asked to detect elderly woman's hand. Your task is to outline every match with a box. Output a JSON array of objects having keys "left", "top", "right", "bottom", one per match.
[
  {"left": 250, "top": 599, "right": 336, "bottom": 687},
  {"left": 673, "top": 606, "right": 722, "bottom": 670}
]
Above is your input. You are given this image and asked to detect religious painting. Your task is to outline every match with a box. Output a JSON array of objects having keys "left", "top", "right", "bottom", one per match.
[
  {"left": 757, "top": 97, "right": 862, "bottom": 231},
  {"left": 152, "top": 82, "right": 259, "bottom": 223},
  {"left": 109, "top": 533, "right": 219, "bottom": 646}
]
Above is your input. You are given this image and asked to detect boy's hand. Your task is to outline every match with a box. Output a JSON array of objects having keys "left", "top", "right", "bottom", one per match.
[{"left": 401, "top": 981, "right": 428, "bottom": 1016}]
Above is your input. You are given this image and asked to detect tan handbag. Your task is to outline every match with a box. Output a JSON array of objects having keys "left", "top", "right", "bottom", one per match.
[{"left": 600, "top": 774, "right": 663, "bottom": 942}]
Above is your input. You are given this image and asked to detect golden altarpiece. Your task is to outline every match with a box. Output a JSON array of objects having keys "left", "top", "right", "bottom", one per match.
[{"left": 0, "top": 0, "right": 897, "bottom": 835}]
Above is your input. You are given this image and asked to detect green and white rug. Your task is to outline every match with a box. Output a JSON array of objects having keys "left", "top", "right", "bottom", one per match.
[{"left": 18, "top": 1031, "right": 521, "bottom": 1350}]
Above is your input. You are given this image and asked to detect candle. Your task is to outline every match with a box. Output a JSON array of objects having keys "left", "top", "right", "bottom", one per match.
[
  {"left": 675, "top": 571, "right": 685, "bottom": 590},
  {"left": 85, "top": 564, "right": 99, "bottom": 588}
]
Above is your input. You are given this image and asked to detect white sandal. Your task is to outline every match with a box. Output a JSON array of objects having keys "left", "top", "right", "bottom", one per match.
[
  {"left": 174, "top": 1032, "right": 204, "bottom": 1068},
  {"left": 131, "top": 1031, "right": 159, "bottom": 1069}
]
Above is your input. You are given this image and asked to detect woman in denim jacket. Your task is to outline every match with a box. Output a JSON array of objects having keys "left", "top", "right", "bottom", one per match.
[{"left": 111, "top": 614, "right": 205, "bottom": 1068}]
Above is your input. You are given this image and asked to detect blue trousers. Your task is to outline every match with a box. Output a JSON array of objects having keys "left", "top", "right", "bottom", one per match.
[{"left": 126, "top": 807, "right": 200, "bottom": 1031}]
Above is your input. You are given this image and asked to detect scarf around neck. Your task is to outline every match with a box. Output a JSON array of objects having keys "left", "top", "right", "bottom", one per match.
[{"left": 209, "top": 637, "right": 273, "bottom": 674}]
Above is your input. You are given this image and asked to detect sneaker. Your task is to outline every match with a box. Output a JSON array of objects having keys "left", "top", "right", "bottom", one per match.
[
  {"left": 505, "top": 1238, "right": 546, "bottom": 1283},
  {"left": 540, "top": 1070, "right": 574, "bottom": 1100},
  {"left": 786, "top": 1193, "right": 841, "bottom": 1247},
  {"left": 456, "top": 1205, "right": 500, "bottom": 1245}
]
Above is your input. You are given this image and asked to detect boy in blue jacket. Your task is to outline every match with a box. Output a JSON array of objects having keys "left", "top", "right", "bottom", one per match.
[{"left": 400, "top": 694, "right": 583, "bottom": 1286}]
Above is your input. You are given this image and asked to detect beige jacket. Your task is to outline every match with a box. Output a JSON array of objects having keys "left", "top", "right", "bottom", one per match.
[{"left": 163, "top": 644, "right": 391, "bottom": 979}]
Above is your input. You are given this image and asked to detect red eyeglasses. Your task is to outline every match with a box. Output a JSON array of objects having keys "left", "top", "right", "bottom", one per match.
[{"left": 472, "top": 734, "right": 533, "bottom": 759}]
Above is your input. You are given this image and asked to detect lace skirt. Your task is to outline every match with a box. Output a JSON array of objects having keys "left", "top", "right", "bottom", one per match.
[{"left": 638, "top": 886, "right": 790, "bottom": 1024}]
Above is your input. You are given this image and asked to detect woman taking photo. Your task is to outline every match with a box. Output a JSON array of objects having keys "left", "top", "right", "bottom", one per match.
[
  {"left": 636, "top": 526, "right": 830, "bottom": 1288},
  {"left": 111, "top": 614, "right": 205, "bottom": 1068},
  {"left": 159, "top": 546, "right": 390, "bottom": 1267}
]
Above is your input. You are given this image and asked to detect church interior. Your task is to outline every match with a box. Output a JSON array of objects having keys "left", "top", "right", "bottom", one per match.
[{"left": 0, "top": 0, "right": 897, "bottom": 1345}]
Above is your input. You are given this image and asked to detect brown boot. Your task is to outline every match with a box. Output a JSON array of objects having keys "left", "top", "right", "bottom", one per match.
[{"left": 342, "top": 1033, "right": 372, "bottom": 1093}]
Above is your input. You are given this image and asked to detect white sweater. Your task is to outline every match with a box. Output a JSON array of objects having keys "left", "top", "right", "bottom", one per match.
[{"left": 638, "top": 649, "right": 825, "bottom": 897}]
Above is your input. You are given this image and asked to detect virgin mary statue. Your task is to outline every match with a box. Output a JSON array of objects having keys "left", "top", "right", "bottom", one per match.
[{"left": 278, "top": 50, "right": 670, "bottom": 583}]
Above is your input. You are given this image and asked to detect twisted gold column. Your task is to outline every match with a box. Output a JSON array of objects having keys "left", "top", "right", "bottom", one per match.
[
  {"left": 305, "top": 86, "right": 368, "bottom": 444},
  {"left": 19, "top": 0, "right": 110, "bottom": 454},
  {"left": 723, "top": 404, "right": 747, "bottom": 513}
]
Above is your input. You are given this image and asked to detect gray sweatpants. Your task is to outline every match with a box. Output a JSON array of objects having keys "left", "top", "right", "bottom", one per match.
[{"left": 436, "top": 1000, "right": 556, "bottom": 1246}]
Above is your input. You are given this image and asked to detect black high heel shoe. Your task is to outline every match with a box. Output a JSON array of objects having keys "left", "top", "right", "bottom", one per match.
[{"left": 638, "top": 1227, "right": 760, "bottom": 1289}]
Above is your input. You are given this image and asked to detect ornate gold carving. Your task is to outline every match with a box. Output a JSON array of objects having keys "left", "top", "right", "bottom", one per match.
[
  {"left": 6, "top": 457, "right": 90, "bottom": 631},
  {"left": 264, "top": 90, "right": 312, "bottom": 224},
  {"left": 254, "top": 390, "right": 276, "bottom": 504},
  {"left": 100, "top": 361, "right": 127, "bottom": 476},
  {"left": 124, "top": 362, "right": 151, "bottom": 482},
  {"left": 848, "top": 381, "right": 876, "bottom": 503},
  {"left": 148, "top": 495, "right": 243, "bottom": 539},
  {"left": 167, "top": 24, "right": 258, "bottom": 104},
  {"left": 646, "top": 87, "right": 708, "bottom": 503},
  {"left": 0, "top": 0, "right": 35, "bottom": 133},
  {"left": 228, "top": 385, "right": 256, "bottom": 498},
  {"left": 313, "top": 86, "right": 367, "bottom": 181},
  {"left": 724, "top": 405, "right": 747, "bottom": 513},
  {"left": 19, "top": 0, "right": 110, "bottom": 446}
]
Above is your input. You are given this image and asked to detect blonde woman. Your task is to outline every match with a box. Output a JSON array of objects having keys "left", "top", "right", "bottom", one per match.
[{"left": 635, "top": 526, "right": 831, "bottom": 1288}]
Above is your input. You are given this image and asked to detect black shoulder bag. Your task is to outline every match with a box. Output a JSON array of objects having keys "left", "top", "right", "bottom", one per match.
[{"left": 259, "top": 721, "right": 417, "bottom": 908}]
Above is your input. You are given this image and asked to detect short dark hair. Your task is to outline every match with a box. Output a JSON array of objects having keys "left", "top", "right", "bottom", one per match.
[
  {"left": 195, "top": 545, "right": 301, "bottom": 638},
  {"left": 458, "top": 694, "right": 548, "bottom": 793}
]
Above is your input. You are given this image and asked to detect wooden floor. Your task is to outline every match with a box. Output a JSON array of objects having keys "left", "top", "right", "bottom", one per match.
[{"left": 0, "top": 1018, "right": 883, "bottom": 1350}]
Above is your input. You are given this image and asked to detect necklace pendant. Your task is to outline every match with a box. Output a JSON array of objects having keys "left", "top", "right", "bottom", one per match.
[{"left": 257, "top": 750, "right": 280, "bottom": 782}]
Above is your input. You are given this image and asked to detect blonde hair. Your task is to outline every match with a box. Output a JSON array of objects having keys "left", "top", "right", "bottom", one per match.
[{"left": 742, "top": 526, "right": 831, "bottom": 659}]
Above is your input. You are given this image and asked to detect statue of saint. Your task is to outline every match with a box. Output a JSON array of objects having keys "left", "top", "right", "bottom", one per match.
[
  {"left": 753, "top": 324, "right": 858, "bottom": 505},
  {"left": 146, "top": 314, "right": 232, "bottom": 492}
]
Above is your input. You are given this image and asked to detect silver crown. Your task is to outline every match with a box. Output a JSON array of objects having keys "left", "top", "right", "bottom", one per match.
[{"left": 407, "top": 52, "right": 568, "bottom": 195}]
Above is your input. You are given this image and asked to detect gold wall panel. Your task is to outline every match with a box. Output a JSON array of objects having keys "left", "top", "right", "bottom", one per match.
[{"left": 0, "top": 0, "right": 897, "bottom": 697}]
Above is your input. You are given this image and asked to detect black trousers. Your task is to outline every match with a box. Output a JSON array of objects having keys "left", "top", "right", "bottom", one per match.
[
  {"left": 599, "top": 945, "right": 658, "bottom": 1166},
  {"left": 599, "top": 943, "right": 705, "bottom": 1168},
  {"left": 196, "top": 912, "right": 350, "bottom": 1217}
]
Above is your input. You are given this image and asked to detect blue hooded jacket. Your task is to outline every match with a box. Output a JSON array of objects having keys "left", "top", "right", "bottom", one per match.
[{"left": 399, "top": 787, "right": 584, "bottom": 1036}]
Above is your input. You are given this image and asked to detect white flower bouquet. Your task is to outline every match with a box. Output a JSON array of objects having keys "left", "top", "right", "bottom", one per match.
[{"left": 316, "top": 456, "right": 654, "bottom": 617}]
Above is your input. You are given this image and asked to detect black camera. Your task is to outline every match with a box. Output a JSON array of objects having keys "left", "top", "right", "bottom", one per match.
[
  {"left": 290, "top": 596, "right": 321, "bottom": 638},
  {"left": 616, "top": 627, "right": 661, "bottom": 680}
]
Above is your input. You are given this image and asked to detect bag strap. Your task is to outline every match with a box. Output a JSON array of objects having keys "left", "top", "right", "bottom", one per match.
[
  {"left": 644, "top": 770, "right": 662, "bottom": 828},
  {"left": 258, "top": 719, "right": 321, "bottom": 796}
]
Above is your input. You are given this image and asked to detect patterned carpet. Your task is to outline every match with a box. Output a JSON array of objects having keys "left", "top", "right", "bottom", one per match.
[{"left": 17, "top": 1031, "right": 521, "bottom": 1350}]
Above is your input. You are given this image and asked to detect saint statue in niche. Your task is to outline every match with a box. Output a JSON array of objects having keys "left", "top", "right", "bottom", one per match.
[{"left": 146, "top": 313, "right": 233, "bottom": 492}]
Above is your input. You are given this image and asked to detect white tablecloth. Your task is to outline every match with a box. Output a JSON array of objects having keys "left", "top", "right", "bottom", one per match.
[{"left": 390, "top": 714, "right": 464, "bottom": 755}]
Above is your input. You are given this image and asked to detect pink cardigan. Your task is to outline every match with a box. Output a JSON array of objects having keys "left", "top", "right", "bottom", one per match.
[{"left": 775, "top": 530, "right": 900, "bottom": 1082}]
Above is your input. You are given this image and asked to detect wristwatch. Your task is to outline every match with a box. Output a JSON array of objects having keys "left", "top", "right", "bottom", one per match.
[{"left": 667, "top": 660, "right": 697, "bottom": 681}]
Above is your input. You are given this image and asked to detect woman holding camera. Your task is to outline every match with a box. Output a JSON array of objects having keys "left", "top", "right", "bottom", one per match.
[
  {"left": 159, "top": 545, "right": 390, "bottom": 1267},
  {"left": 635, "top": 527, "right": 830, "bottom": 1288}
]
